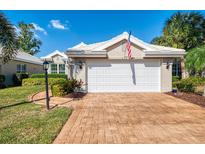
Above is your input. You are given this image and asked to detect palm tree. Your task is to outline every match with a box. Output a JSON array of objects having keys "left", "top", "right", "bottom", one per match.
[
  {"left": 0, "top": 13, "right": 18, "bottom": 63},
  {"left": 185, "top": 45, "right": 205, "bottom": 76},
  {"left": 151, "top": 12, "right": 205, "bottom": 51}
]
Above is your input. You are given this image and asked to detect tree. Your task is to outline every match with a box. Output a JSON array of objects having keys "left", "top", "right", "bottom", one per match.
[
  {"left": 151, "top": 12, "right": 205, "bottom": 50},
  {"left": 150, "top": 36, "right": 168, "bottom": 46},
  {"left": 0, "top": 13, "right": 18, "bottom": 63},
  {"left": 17, "top": 22, "right": 42, "bottom": 55},
  {"left": 185, "top": 45, "right": 205, "bottom": 76}
]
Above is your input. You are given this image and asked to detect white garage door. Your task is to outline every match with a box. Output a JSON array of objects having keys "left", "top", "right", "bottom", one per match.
[{"left": 87, "top": 59, "right": 161, "bottom": 92}]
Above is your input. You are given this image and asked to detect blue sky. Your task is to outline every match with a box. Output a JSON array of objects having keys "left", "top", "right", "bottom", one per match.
[{"left": 2, "top": 10, "right": 205, "bottom": 57}]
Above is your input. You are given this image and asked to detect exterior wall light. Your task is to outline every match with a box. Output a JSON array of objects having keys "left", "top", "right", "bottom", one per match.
[
  {"left": 79, "top": 61, "right": 83, "bottom": 69},
  {"left": 166, "top": 61, "right": 170, "bottom": 69}
]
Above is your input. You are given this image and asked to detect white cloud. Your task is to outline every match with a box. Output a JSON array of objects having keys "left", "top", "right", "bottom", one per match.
[
  {"left": 33, "top": 33, "right": 40, "bottom": 39},
  {"left": 32, "top": 23, "right": 48, "bottom": 35},
  {"left": 49, "top": 20, "right": 69, "bottom": 30}
]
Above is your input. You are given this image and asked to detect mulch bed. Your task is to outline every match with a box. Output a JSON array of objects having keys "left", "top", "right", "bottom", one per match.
[
  {"left": 64, "top": 92, "right": 87, "bottom": 99},
  {"left": 166, "top": 92, "right": 205, "bottom": 108}
]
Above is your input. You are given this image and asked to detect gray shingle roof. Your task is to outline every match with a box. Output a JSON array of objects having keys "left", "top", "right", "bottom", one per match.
[{"left": 0, "top": 48, "right": 43, "bottom": 65}]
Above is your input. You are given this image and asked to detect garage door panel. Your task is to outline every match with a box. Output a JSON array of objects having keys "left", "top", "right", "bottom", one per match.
[{"left": 87, "top": 60, "right": 160, "bottom": 92}]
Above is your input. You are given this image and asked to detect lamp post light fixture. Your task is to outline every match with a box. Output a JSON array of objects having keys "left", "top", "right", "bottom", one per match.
[{"left": 43, "top": 60, "right": 50, "bottom": 110}]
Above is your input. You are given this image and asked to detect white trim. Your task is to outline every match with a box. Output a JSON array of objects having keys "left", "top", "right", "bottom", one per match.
[
  {"left": 68, "top": 54, "right": 107, "bottom": 58},
  {"left": 67, "top": 42, "right": 87, "bottom": 50},
  {"left": 144, "top": 55, "right": 184, "bottom": 58},
  {"left": 41, "top": 50, "right": 68, "bottom": 59},
  {"left": 67, "top": 32, "right": 186, "bottom": 58},
  {"left": 14, "top": 57, "right": 43, "bottom": 65},
  {"left": 93, "top": 32, "right": 153, "bottom": 51}
]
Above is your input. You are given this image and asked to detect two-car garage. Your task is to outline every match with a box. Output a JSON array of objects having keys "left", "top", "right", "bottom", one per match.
[
  {"left": 67, "top": 32, "right": 184, "bottom": 93},
  {"left": 87, "top": 59, "right": 161, "bottom": 92}
]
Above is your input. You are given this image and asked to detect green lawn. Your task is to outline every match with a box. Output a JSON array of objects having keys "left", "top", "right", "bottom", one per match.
[{"left": 0, "top": 86, "right": 72, "bottom": 144}]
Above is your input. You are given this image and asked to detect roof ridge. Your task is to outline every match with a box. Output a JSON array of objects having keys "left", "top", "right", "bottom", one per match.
[
  {"left": 148, "top": 44, "right": 185, "bottom": 51},
  {"left": 69, "top": 32, "right": 128, "bottom": 50},
  {"left": 67, "top": 31, "right": 185, "bottom": 52}
]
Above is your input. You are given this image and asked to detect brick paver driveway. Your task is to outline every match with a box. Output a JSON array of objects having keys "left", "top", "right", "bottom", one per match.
[{"left": 54, "top": 93, "right": 205, "bottom": 144}]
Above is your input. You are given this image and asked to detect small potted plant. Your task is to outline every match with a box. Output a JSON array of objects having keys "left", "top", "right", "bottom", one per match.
[{"left": 172, "top": 88, "right": 178, "bottom": 95}]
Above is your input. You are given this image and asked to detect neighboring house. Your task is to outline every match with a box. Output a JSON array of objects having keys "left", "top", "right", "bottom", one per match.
[
  {"left": 41, "top": 50, "right": 69, "bottom": 76},
  {"left": 66, "top": 32, "right": 185, "bottom": 93},
  {"left": 0, "top": 50, "right": 43, "bottom": 85}
]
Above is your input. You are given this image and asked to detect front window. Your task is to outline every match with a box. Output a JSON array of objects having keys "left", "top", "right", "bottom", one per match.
[
  {"left": 51, "top": 64, "right": 57, "bottom": 74},
  {"left": 16, "top": 64, "right": 27, "bottom": 73},
  {"left": 59, "top": 64, "right": 65, "bottom": 74},
  {"left": 172, "top": 60, "right": 181, "bottom": 77}
]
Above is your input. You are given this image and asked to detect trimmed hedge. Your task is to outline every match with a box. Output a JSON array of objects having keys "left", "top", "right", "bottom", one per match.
[
  {"left": 22, "top": 78, "right": 66, "bottom": 86},
  {"left": 51, "top": 83, "right": 67, "bottom": 97},
  {"left": 30, "top": 73, "right": 67, "bottom": 79},
  {"left": 13, "top": 73, "right": 29, "bottom": 86}
]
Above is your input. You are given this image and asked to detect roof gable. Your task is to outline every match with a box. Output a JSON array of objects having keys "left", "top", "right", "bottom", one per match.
[
  {"left": 94, "top": 32, "right": 153, "bottom": 51},
  {"left": 41, "top": 50, "right": 68, "bottom": 59},
  {"left": 68, "top": 32, "right": 185, "bottom": 52},
  {"left": 67, "top": 32, "right": 185, "bottom": 58}
]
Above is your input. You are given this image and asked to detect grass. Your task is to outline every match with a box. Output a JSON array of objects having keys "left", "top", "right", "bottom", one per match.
[{"left": 0, "top": 86, "right": 72, "bottom": 144}]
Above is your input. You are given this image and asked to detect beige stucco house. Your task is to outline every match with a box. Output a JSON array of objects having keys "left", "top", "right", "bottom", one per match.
[
  {"left": 66, "top": 32, "right": 185, "bottom": 93},
  {"left": 0, "top": 50, "right": 43, "bottom": 85},
  {"left": 41, "top": 50, "right": 69, "bottom": 75}
]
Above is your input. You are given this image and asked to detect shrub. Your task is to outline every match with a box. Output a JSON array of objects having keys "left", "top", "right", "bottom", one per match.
[
  {"left": 0, "top": 75, "right": 5, "bottom": 83},
  {"left": 195, "top": 85, "right": 204, "bottom": 95},
  {"left": 64, "top": 79, "right": 83, "bottom": 93},
  {"left": 51, "top": 79, "right": 83, "bottom": 97},
  {"left": 185, "top": 76, "right": 205, "bottom": 86},
  {"left": 13, "top": 73, "right": 29, "bottom": 86},
  {"left": 172, "top": 76, "right": 180, "bottom": 82},
  {"left": 64, "top": 79, "right": 77, "bottom": 93},
  {"left": 51, "top": 83, "right": 67, "bottom": 97},
  {"left": 31, "top": 73, "right": 67, "bottom": 79},
  {"left": 22, "top": 78, "right": 66, "bottom": 86},
  {"left": 0, "top": 75, "right": 6, "bottom": 89},
  {"left": 172, "top": 81, "right": 179, "bottom": 88},
  {"left": 176, "top": 79, "right": 195, "bottom": 92},
  {"left": 0, "top": 83, "right": 6, "bottom": 89}
]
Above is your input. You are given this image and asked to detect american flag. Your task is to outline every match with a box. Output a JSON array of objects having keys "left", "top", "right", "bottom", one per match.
[{"left": 126, "top": 32, "right": 132, "bottom": 59}]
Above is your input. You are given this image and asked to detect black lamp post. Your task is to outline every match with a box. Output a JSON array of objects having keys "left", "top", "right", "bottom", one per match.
[{"left": 43, "top": 60, "right": 50, "bottom": 110}]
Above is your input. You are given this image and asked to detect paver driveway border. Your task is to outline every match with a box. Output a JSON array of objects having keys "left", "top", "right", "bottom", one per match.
[{"left": 54, "top": 93, "right": 205, "bottom": 144}]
